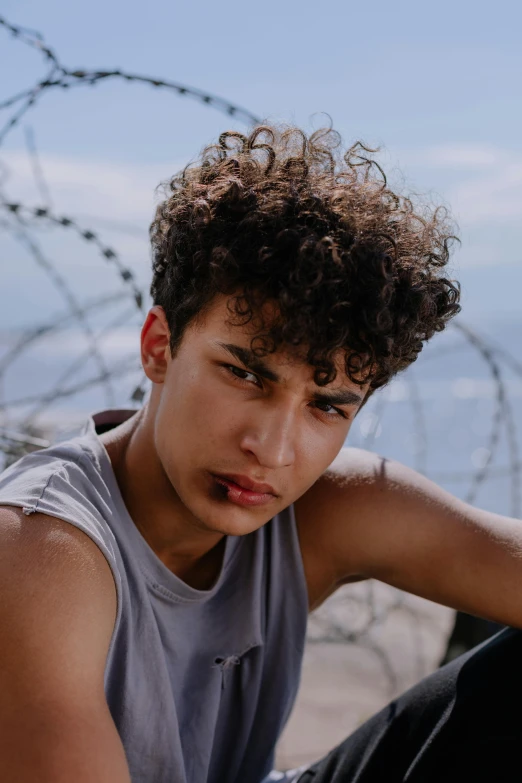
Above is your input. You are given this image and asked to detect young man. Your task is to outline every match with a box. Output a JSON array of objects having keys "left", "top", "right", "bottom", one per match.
[{"left": 1, "top": 124, "right": 521, "bottom": 783}]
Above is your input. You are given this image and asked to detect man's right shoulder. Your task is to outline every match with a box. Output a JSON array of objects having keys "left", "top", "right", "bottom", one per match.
[
  {"left": 0, "top": 440, "right": 120, "bottom": 564},
  {"left": 0, "top": 504, "right": 117, "bottom": 628}
]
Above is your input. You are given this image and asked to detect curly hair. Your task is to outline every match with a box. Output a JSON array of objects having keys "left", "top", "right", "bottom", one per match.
[{"left": 149, "top": 123, "right": 461, "bottom": 395}]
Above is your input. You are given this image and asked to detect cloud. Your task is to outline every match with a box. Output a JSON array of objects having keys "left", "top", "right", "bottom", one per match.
[
  {"left": 36, "top": 327, "right": 141, "bottom": 358},
  {"left": 450, "top": 162, "right": 522, "bottom": 224},
  {"left": 397, "top": 144, "right": 509, "bottom": 170},
  {"left": 393, "top": 144, "right": 522, "bottom": 225},
  {"left": 452, "top": 240, "right": 514, "bottom": 268},
  {"left": 0, "top": 150, "right": 188, "bottom": 286},
  {"left": 0, "top": 150, "right": 187, "bottom": 225}
]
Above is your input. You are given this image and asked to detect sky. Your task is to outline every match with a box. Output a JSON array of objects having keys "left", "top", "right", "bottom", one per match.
[{"left": 1, "top": 0, "right": 521, "bottom": 330}]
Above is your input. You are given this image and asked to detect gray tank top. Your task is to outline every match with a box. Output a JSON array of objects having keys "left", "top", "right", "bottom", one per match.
[{"left": 0, "top": 410, "right": 310, "bottom": 783}]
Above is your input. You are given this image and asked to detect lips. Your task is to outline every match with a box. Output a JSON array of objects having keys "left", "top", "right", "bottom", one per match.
[{"left": 212, "top": 473, "right": 276, "bottom": 496}]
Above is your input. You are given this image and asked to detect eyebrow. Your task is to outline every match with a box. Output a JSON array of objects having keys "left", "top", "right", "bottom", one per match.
[{"left": 214, "top": 341, "right": 364, "bottom": 407}]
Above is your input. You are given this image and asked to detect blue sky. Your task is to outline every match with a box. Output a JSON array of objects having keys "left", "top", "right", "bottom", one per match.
[{"left": 1, "top": 0, "right": 522, "bottom": 331}]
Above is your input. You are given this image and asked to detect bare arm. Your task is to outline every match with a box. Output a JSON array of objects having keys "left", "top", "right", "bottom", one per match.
[
  {"left": 315, "top": 448, "right": 522, "bottom": 628},
  {"left": 0, "top": 506, "right": 132, "bottom": 783}
]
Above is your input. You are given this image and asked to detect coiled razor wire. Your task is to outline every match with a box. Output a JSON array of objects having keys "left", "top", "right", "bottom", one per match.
[
  {"left": 0, "top": 15, "right": 261, "bottom": 148},
  {"left": 1, "top": 13, "right": 522, "bottom": 701},
  {"left": 0, "top": 200, "right": 145, "bottom": 311}
]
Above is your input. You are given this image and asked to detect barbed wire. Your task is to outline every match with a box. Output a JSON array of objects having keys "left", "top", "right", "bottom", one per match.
[
  {"left": 452, "top": 321, "right": 520, "bottom": 515},
  {"left": 3, "top": 217, "right": 117, "bottom": 406},
  {"left": 18, "top": 303, "right": 139, "bottom": 426},
  {"left": 0, "top": 290, "right": 132, "bottom": 374},
  {"left": 24, "top": 125, "right": 53, "bottom": 208},
  {"left": 0, "top": 200, "right": 145, "bottom": 310},
  {"left": 0, "top": 353, "right": 140, "bottom": 412},
  {"left": 0, "top": 15, "right": 261, "bottom": 148}
]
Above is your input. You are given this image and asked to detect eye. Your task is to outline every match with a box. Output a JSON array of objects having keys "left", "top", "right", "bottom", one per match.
[
  {"left": 223, "top": 364, "right": 261, "bottom": 387},
  {"left": 223, "top": 364, "right": 348, "bottom": 420},
  {"left": 313, "top": 401, "right": 347, "bottom": 419}
]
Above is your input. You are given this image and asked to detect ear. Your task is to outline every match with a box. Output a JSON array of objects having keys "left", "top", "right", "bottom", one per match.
[{"left": 140, "top": 306, "right": 171, "bottom": 383}]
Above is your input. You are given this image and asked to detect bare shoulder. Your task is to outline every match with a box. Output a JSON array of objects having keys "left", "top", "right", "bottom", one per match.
[
  {"left": 320, "top": 446, "right": 389, "bottom": 485},
  {"left": 0, "top": 503, "right": 117, "bottom": 592},
  {"left": 301, "top": 446, "right": 436, "bottom": 509},
  {"left": 295, "top": 446, "right": 387, "bottom": 528},
  {"left": 294, "top": 446, "right": 443, "bottom": 607},
  {"left": 295, "top": 444, "right": 477, "bottom": 609},
  {"left": 295, "top": 445, "right": 445, "bottom": 549},
  {"left": 0, "top": 504, "right": 117, "bottom": 678},
  {"left": 294, "top": 447, "right": 384, "bottom": 610}
]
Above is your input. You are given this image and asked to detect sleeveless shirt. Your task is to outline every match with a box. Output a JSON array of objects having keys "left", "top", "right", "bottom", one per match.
[{"left": 0, "top": 410, "right": 311, "bottom": 783}]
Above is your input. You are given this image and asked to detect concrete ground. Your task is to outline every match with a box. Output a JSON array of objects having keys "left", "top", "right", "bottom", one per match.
[{"left": 275, "top": 581, "right": 455, "bottom": 770}]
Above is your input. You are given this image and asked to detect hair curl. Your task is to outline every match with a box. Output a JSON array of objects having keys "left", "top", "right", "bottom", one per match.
[{"left": 149, "top": 123, "right": 461, "bottom": 396}]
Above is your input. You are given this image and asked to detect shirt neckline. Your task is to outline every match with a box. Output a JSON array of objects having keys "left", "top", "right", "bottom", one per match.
[{"left": 81, "top": 408, "right": 243, "bottom": 604}]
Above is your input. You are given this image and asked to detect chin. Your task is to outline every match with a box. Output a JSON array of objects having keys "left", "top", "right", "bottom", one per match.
[
  {"left": 199, "top": 498, "right": 276, "bottom": 536},
  {"left": 205, "top": 512, "right": 270, "bottom": 538}
]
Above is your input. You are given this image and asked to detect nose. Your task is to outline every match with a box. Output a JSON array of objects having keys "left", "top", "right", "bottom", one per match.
[{"left": 239, "top": 402, "right": 296, "bottom": 469}]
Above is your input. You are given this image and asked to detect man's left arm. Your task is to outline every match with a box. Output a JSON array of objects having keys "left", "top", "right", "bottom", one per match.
[{"left": 319, "top": 447, "right": 522, "bottom": 628}]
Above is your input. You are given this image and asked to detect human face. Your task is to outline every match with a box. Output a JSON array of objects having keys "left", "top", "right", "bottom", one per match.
[{"left": 142, "top": 294, "right": 368, "bottom": 537}]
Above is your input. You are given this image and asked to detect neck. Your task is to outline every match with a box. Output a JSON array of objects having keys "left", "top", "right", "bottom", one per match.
[{"left": 100, "top": 405, "right": 225, "bottom": 590}]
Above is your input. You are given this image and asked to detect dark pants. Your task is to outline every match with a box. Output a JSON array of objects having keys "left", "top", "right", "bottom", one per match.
[{"left": 298, "top": 627, "right": 522, "bottom": 782}]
